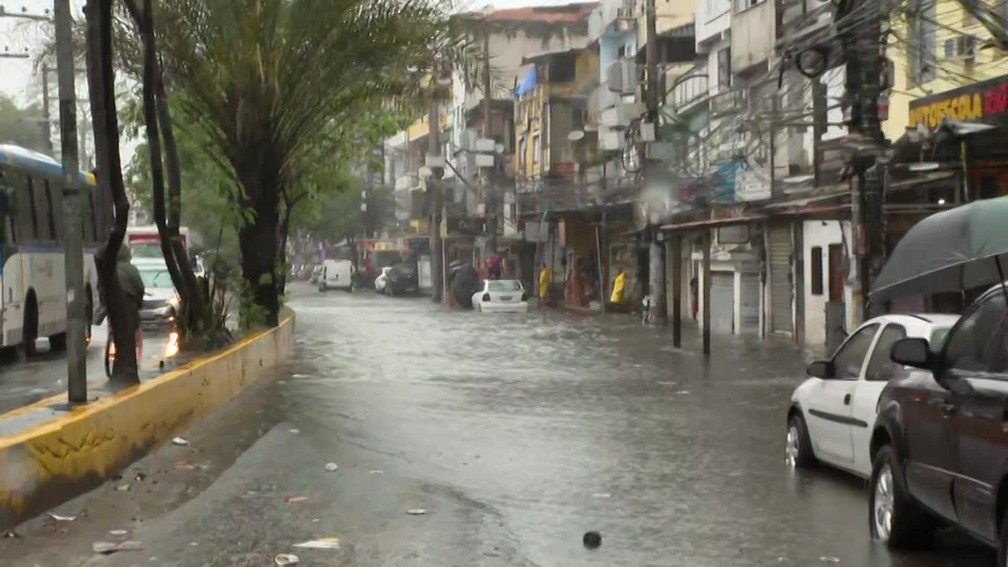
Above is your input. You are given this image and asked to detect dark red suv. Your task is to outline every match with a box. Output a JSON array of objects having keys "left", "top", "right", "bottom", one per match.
[{"left": 871, "top": 283, "right": 1008, "bottom": 561}]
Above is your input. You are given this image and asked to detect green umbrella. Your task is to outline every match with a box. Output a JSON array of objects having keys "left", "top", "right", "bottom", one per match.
[{"left": 870, "top": 196, "right": 1008, "bottom": 302}]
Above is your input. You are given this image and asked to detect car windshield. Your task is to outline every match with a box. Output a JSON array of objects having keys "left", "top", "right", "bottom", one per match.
[
  {"left": 930, "top": 326, "right": 952, "bottom": 350},
  {"left": 139, "top": 269, "right": 173, "bottom": 289},
  {"left": 487, "top": 280, "right": 521, "bottom": 293}
]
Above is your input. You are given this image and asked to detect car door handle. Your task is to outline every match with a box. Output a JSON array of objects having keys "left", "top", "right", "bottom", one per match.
[
  {"left": 942, "top": 403, "right": 957, "bottom": 416},
  {"left": 843, "top": 393, "right": 851, "bottom": 405}
]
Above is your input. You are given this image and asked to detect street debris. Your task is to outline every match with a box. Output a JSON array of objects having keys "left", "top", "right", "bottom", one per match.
[
  {"left": 289, "top": 428, "right": 300, "bottom": 434},
  {"left": 115, "top": 483, "right": 131, "bottom": 491},
  {"left": 591, "top": 493, "right": 611, "bottom": 499},
  {"left": 583, "top": 531, "right": 602, "bottom": 549},
  {"left": 93, "top": 540, "right": 143, "bottom": 555},
  {"left": 819, "top": 557, "right": 840, "bottom": 563},
  {"left": 292, "top": 537, "right": 341, "bottom": 549},
  {"left": 171, "top": 437, "right": 189, "bottom": 446},
  {"left": 406, "top": 509, "right": 427, "bottom": 516},
  {"left": 284, "top": 496, "right": 309, "bottom": 503},
  {"left": 369, "top": 469, "right": 384, "bottom": 475},
  {"left": 175, "top": 461, "right": 196, "bottom": 470},
  {"left": 48, "top": 512, "right": 76, "bottom": 522},
  {"left": 274, "top": 553, "right": 300, "bottom": 565},
  {"left": 135, "top": 472, "right": 147, "bottom": 482},
  {"left": 109, "top": 529, "right": 129, "bottom": 537},
  {"left": 5, "top": 531, "right": 20, "bottom": 538},
  {"left": 311, "top": 518, "right": 320, "bottom": 523},
  {"left": 324, "top": 462, "right": 338, "bottom": 472}
]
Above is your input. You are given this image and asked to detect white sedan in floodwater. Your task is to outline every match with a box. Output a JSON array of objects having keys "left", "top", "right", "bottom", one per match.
[
  {"left": 785, "top": 313, "right": 957, "bottom": 479},
  {"left": 471, "top": 279, "right": 529, "bottom": 313}
]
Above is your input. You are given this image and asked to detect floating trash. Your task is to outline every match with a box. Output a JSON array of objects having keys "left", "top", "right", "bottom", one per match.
[
  {"left": 48, "top": 512, "right": 76, "bottom": 522},
  {"left": 591, "top": 493, "right": 611, "bottom": 499},
  {"left": 274, "top": 553, "right": 299, "bottom": 565},
  {"left": 583, "top": 531, "right": 601, "bottom": 549},
  {"left": 289, "top": 429, "right": 300, "bottom": 434},
  {"left": 369, "top": 470, "right": 384, "bottom": 475},
  {"left": 324, "top": 463, "right": 338, "bottom": 472},
  {"left": 292, "top": 537, "right": 340, "bottom": 549},
  {"left": 819, "top": 557, "right": 839, "bottom": 564},
  {"left": 284, "top": 496, "right": 308, "bottom": 503},
  {"left": 115, "top": 484, "right": 131, "bottom": 491},
  {"left": 93, "top": 540, "right": 143, "bottom": 554},
  {"left": 175, "top": 461, "right": 195, "bottom": 470},
  {"left": 406, "top": 509, "right": 427, "bottom": 516},
  {"left": 171, "top": 437, "right": 189, "bottom": 446},
  {"left": 109, "top": 529, "right": 129, "bottom": 537}
]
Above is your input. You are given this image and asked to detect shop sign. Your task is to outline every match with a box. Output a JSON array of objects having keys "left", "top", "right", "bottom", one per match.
[{"left": 908, "top": 74, "right": 1008, "bottom": 130}]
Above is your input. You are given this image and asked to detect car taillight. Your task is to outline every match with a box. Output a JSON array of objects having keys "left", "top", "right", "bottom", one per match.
[{"left": 482, "top": 293, "right": 491, "bottom": 301}]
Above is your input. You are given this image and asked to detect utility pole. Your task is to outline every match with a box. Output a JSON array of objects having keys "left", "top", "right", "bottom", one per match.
[
  {"left": 644, "top": 0, "right": 666, "bottom": 323},
  {"left": 428, "top": 98, "right": 445, "bottom": 303},
  {"left": 55, "top": 0, "right": 87, "bottom": 403},
  {"left": 839, "top": 0, "right": 886, "bottom": 323},
  {"left": 482, "top": 32, "right": 497, "bottom": 255},
  {"left": 41, "top": 63, "right": 53, "bottom": 154}
]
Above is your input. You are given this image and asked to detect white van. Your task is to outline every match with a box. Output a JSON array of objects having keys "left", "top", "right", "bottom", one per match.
[{"left": 319, "top": 259, "right": 356, "bottom": 292}]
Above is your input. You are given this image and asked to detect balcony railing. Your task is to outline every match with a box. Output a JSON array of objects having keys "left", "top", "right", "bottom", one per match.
[
  {"left": 588, "top": 0, "right": 635, "bottom": 39},
  {"left": 710, "top": 88, "right": 747, "bottom": 117},
  {"left": 670, "top": 72, "right": 709, "bottom": 111},
  {"left": 516, "top": 176, "right": 636, "bottom": 215}
]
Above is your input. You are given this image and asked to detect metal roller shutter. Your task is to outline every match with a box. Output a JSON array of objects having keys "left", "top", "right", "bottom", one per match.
[
  {"left": 739, "top": 272, "right": 760, "bottom": 333},
  {"left": 768, "top": 225, "right": 793, "bottom": 335},
  {"left": 710, "top": 272, "right": 735, "bottom": 334}
]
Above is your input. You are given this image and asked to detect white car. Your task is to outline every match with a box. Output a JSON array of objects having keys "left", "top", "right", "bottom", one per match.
[
  {"left": 319, "top": 259, "right": 356, "bottom": 292},
  {"left": 373, "top": 266, "right": 392, "bottom": 293},
  {"left": 471, "top": 279, "right": 529, "bottom": 313},
  {"left": 786, "top": 313, "right": 957, "bottom": 478}
]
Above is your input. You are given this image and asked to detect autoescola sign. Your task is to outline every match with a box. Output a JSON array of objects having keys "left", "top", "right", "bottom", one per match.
[{"left": 908, "top": 74, "right": 1008, "bottom": 130}]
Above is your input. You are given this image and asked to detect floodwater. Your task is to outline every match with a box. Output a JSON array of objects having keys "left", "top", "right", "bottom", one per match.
[{"left": 0, "top": 284, "right": 994, "bottom": 566}]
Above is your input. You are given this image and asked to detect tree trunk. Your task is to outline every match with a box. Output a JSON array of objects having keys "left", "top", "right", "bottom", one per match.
[
  {"left": 236, "top": 161, "right": 281, "bottom": 326},
  {"left": 85, "top": 0, "right": 137, "bottom": 383}
]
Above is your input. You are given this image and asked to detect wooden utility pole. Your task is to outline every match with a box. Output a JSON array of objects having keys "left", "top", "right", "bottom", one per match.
[
  {"left": 41, "top": 64, "right": 53, "bottom": 154},
  {"left": 644, "top": 0, "right": 666, "bottom": 323},
  {"left": 428, "top": 98, "right": 444, "bottom": 303},
  {"left": 55, "top": 0, "right": 87, "bottom": 403}
]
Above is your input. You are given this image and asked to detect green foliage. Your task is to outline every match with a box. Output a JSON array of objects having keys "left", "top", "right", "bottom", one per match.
[{"left": 0, "top": 94, "right": 51, "bottom": 152}]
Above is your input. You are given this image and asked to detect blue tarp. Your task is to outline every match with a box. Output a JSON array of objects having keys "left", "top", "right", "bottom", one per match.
[{"left": 514, "top": 66, "right": 537, "bottom": 98}]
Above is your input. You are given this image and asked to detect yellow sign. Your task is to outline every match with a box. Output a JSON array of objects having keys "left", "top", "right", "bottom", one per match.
[{"left": 908, "top": 93, "right": 983, "bottom": 130}]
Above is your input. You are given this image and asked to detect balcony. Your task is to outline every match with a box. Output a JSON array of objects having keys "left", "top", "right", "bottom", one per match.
[
  {"left": 731, "top": 0, "right": 775, "bottom": 72},
  {"left": 670, "top": 71, "right": 709, "bottom": 112},
  {"left": 588, "top": 0, "right": 636, "bottom": 40},
  {"left": 709, "top": 88, "right": 747, "bottom": 117}
]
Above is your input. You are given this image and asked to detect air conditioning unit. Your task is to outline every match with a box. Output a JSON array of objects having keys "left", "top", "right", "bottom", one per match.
[{"left": 606, "top": 58, "right": 640, "bottom": 96}]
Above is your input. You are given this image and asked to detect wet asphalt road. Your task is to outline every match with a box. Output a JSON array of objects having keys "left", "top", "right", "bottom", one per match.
[
  {"left": 0, "top": 324, "right": 169, "bottom": 414},
  {"left": 0, "top": 283, "right": 996, "bottom": 566}
]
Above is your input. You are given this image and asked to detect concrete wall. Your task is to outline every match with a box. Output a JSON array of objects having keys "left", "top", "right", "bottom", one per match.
[{"left": 0, "top": 314, "right": 295, "bottom": 530}]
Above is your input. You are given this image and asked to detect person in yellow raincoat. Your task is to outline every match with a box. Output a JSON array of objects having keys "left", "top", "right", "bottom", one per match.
[
  {"left": 610, "top": 266, "right": 627, "bottom": 306},
  {"left": 538, "top": 263, "right": 551, "bottom": 305}
]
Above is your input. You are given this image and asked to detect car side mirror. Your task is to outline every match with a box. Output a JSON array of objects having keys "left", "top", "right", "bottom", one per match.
[
  {"left": 890, "top": 337, "right": 932, "bottom": 369},
  {"left": 806, "top": 360, "right": 833, "bottom": 379}
]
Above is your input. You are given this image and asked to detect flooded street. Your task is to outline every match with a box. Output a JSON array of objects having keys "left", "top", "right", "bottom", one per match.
[{"left": 1, "top": 284, "right": 993, "bottom": 566}]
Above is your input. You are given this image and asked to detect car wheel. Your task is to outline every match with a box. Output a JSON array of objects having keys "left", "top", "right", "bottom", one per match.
[
  {"left": 869, "top": 444, "right": 935, "bottom": 549},
  {"left": 785, "top": 414, "right": 816, "bottom": 469},
  {"left": 997, "top": 509, "right": 1008, "bottom": 567}
]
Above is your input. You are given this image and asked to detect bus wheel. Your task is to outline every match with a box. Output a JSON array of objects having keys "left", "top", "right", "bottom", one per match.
[{"left": 18, "top": 296, "right": 38, "bottom": 361}]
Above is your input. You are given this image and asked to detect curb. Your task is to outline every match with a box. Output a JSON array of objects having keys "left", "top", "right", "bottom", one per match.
[{"left": 0, "top": 313, "right": 295, "bottom": 531}]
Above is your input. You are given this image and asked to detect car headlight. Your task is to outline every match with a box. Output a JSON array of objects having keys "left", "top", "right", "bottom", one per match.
[{"left": 167, "top": 295, "right": 180, "bottom": 308}]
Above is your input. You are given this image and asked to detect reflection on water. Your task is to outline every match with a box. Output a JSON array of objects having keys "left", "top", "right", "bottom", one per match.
[{"left": 283, "top": 290, "right": 990, "bottom": 567}]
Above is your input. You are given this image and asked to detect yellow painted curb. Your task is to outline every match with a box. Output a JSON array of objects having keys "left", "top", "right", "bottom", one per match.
[{"left": 0, "top": 313, "right": 295, "bottom": 530}]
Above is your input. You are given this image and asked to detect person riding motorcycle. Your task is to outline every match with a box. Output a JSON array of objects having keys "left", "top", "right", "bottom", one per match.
[{"left": 95, "top": 245, "right": 145, "bottom": 342}]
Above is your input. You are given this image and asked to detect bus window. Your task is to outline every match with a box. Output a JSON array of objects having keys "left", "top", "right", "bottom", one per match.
[
  {"left": 26, "top": 177, "right": 40, "bottom": 240},
  {"left": 10, "top": 172, "right": 33, "bottom": 243},
  {"left": 31, "top": 177, "right": 53, "bottom": 242},
  {"left": 48, "top": 180, "right": 64, "bottom": 241},
  {"left": 84, "top": 191, "right": 97, "bottom": 243},
  {"left": 42, "top": 180, "right": 57, "bottom": 241}
]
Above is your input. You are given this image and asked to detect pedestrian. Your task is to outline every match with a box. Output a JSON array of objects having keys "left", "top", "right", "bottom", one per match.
[
  {"left": 609, "top": 265, "right": 627, "bottom": 312},
  {"left": 538, "top": 262, "right": 551, "bottom": 306}
]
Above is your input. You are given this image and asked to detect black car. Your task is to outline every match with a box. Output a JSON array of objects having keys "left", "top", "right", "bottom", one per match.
[
  {"left": 871, "top": 283, "right": 1008, "bottom": 561},
  {"left": 385, "top": 262, "right": 419, "bottom": 296}
]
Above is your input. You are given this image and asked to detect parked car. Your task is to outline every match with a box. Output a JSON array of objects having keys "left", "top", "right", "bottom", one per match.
[
  {"left": 319, "top": 259, "right": 356, "bottom": 292},
  {"left": 870, "top": 284, "right": 1008, "bottom": 557},
  {"left": 136, "top": 263, "right": 180, "bottom": 326},
  {"left": 471, "top": 279, "right": 529, "bottom": 313},
  {"left": 787, "top": 314, "right": 957, "bottom": 479},
  {"left": 384, "top": 262, "right": 418, "bottom": 296},
  {"left": 373, "top": 266, "right": 392, "bottom": 293},
  {"left": 309, "top": 265, "right": 322, "bottom": 284}
]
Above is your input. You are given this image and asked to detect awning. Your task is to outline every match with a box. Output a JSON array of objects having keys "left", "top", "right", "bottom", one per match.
[{"left": 660, "top": 214, "right": 768, "bottom": 232}]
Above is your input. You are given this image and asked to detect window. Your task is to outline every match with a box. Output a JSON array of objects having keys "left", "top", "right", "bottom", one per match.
[
  {"left": 532, "top": 135, "right": 541, "bottom": 165},
  {"left": 9, "top": 171, "right": 33, "bottom": 242},
  {"left": 48, "top": 180, "right": 64, "bottom": 241},
  {"left": 138, "top": 269, "right": 174, "bottom": 289},
  {"left": 31, "top": 178, "right": 53, "bottom": 242},
  {"left": 945, "top": 294, "right": 1007, "bottom": 372},
  {"left": 810, "top": 246, "right": 823, "bottom": 296},
  {"left": 908, "top": 0, "right": 937, "bottom": 84},
  {"left": 487, "top": 280, "right": 522, "bottom": 293},
  {"left": 832, "top": 324, "right": 880, "bottom": 379},
  {"left": 717, "top": 48, "right": 731, "bottom": 90},
  {"left": 865, "top": 324, "right": 908, "bottom": 381},
  {"left": 734, "top": 0, "right": 763, "bottom": 11}
]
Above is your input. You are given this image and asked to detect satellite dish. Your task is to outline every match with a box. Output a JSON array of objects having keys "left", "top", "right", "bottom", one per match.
[{"left": 568, "top": 130, "right": 585, "bottom": 142}]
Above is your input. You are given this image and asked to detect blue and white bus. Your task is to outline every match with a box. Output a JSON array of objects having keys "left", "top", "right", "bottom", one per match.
[{"left": 0, "top": 144, "right": 100, "bottom": 358}]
